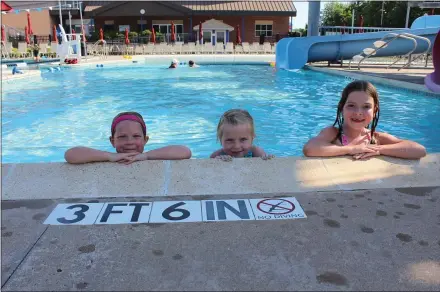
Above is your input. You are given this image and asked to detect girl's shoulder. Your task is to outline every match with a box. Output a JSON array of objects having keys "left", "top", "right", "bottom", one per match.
[
  {"left": 372, "top": 131, "right": 402, "bottom": 145},
  {"left": 316, "top": 126, "right": 339, "bottom": 141},
  {"left": 250, "top": 145, "right": 265, "bottom": 157}
]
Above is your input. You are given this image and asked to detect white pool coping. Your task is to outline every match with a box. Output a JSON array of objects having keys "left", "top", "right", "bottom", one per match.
[{"left": 2, "top": 154, "right": 439, "bottom": 201}]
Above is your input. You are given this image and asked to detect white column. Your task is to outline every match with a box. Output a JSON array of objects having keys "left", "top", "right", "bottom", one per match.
[{"left": 307, "top": 1, "right": 321, "bottom": 37}]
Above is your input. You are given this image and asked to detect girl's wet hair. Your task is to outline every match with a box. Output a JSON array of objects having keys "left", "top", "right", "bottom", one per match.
[
  {"left": 111, "top": 111, "right": 146, "bottom": 137},
  {"left": 333, "top": 80, "right": 380, "bottom": 143},
  {"left": 217, "top": 109, "right": 255, "bottom": 141}
]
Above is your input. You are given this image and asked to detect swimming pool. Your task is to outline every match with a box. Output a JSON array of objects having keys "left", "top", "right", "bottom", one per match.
[{"left": 2, "top": 63, "right": 440, "bottom": 163}]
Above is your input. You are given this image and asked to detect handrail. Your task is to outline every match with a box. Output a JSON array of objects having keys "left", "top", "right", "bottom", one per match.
[
  {"left": 348, "top": 33, "right": 417, "bottom": 70},
  {"left": 93, "top": 40, "right": 108, "bottom": 59},
  {"left": 398, "top": 33, "right": 431, "bottom": 70},
  {"left": 320, "top": 26, "right": 402, "bottom": 31}
]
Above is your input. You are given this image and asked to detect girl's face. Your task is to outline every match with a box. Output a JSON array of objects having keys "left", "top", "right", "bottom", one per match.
[
  {"left": 220, "top": 123, "right": 254, "bottom": 157},
  {"left": 110, "top": 120, "right": 148, "bottom": 153},
  {"left": 342, "top": 91, "right": 375, "bottom": 130}
]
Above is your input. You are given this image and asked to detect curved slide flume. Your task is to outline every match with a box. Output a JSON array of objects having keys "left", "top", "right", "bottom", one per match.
[
  {"left": 276, "top": 15, "right": 440, "bottom": 71},
  {"left": 424, "top": 30, "right": 440, "bottom": 93}
]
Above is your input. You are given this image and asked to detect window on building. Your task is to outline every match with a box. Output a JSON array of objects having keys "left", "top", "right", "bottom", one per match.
[
  {"left": 137, "top": 20, "right": 147, "bottom": 32},
  {"left": 104, "top": 20, "right": 115, "bottom": 32},
  {"left": 255, "top": 22, "right": 273, "bottom": 37},
  {"left": 152, "top": 24, "right": 183, "bottom": 34},
  {"left": 203, "top": 31, "right": 211, "bottom": 43}
]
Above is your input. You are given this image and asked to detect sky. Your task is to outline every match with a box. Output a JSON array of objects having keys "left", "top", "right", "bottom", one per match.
[
  {"left": 292, "top": 1, "right": 311, "bottom": 29},
  {"left": 292, "top": 1, "right": 346, "bottom": 29}
]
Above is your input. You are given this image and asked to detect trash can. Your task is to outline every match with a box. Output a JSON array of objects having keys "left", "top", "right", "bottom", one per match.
[{"left": 81, "top": 42, "right": 86, "bottom": 56}]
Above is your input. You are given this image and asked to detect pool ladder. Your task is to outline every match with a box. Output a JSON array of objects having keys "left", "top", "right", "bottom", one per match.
[{"left": 349, "top": 32, "right": 431, "bottom": 70}]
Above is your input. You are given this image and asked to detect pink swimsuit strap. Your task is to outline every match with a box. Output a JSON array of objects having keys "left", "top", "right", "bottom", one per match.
[{"left": 341, "top": 131, "right": 372, "bottom": 146}]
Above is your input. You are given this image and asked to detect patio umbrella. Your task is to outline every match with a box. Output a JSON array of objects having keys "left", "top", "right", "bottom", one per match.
[
  {"left": 1, "top": 25, "right": 5, "bottom": 43},
  {"left": 151, "top": 27, "right": 156, "bottom": 44},
  {"left": 1, "top": 1, "right": 12, "bottom": 12},
  {"left": 81, "top": 25, "right": 86, "bottom": 42},
  {"left": 52, "top": 24, "right": 58, "bottom": 43},
  {"left": 24, "top": 25, "right": 29, "bottom": 44},
  {"left": 27, "top": 11, "right": 33, "bottom": 35},
  {"left": 236, "top": 25, "right": 241, "bottom": 45},
  {"left": 199, "top": 21, "right": 203, "bottom": 44},
  {"left": 99, "top": 28, "right": 104, "bottom": 43},
  {"left": 124, "top": 28, "right": 130, "bottom": 45},
  {"left": 170, "top": 21, "right": 175, "bottom": 42}
]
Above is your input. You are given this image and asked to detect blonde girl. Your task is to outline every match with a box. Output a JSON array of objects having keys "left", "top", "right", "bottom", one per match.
[{"left": 210, "top": 109, "right": 274, "bottom": 161}]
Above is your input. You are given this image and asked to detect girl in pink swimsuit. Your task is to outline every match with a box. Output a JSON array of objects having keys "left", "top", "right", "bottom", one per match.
[{"left": 303, "top": 80, "right": 426, "bottom": 160}]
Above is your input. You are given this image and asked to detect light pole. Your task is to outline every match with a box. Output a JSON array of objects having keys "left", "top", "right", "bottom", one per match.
[
  {"left": 381, "top": 1, "right": 385, "bottom": 27},
  {"left": 140, "top": 9, "right": 145, "bottom": 32}
]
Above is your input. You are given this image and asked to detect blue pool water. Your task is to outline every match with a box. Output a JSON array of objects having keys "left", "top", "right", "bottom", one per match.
[{"left": 2, "top": 63, "right": 440, "bottom": 163}]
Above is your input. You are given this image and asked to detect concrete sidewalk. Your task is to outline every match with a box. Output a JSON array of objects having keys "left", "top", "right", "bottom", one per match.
[{"left": 2, "top": 187, "right": 439, "bottom": 291}]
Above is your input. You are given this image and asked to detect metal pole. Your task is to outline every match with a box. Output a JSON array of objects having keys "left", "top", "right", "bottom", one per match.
[
  {"left": 351, "top": 9, "right": 355, "bottom": 34},
  {"left": 405, "top": 2, "right": 411, "bottom": 28},
  {"left": 69, "top": 10, "right": 72, "bottom": 40},
  {"left": 58, "top": 0, "right": 63, "bottom": 26},
  {"left": 79, "top": 1, "right": 86, "bottom": 58},
  {"left": 381, "top": 1, "right": 384, "bottom": 27}
]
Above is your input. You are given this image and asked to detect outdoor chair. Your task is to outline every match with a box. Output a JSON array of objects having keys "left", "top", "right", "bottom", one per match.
[
  {"left": 215, "top": 43, "right": 225, "bottom": 54},
  {"left": 1, "top": 42, "right": 12, "bottom": 58},
  {"left": 17, "top": 42, "right": 30, "bottom": 58},
  {"left": 234, "top": 44, "right": 244, "bottom": 54},
  {"left": 203, "top": 43, "right": 214, "bottom": 54},
  {"left": 263, "top": 42, "right": 272, "bottom": 54},
  {"left": 39, "top": 44, "right": 49, "bottom": 57},
  {"left": 144, "top": 44, "right": 154, "bottom": 54},
  {"left": 134, "top": 45, "right": 143, "bottom": 55},
  {"left": 242, "top": 42, "right": 251, "bottom": 54},
  {"left": 225, "top": 42, "right": 234, "bottom": 54},
  {"left": 250, "top": 43, "right": 263, "bottom": 54},
  {"left": 187, "top": 42, "right": 196, "bottom": 54},
  {"left": 272, "top": 42, "right": 277, "bottom": 54}
]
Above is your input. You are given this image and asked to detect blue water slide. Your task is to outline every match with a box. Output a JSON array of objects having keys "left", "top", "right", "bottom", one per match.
[{"left": 276, "top": 15, "right": 440, "bottom": 70}]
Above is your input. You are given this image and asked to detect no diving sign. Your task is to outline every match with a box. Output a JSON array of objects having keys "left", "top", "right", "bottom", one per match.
[
  {"left": 43, "top": 197, "right": 306, "bottom": 225},
  {"left": 249, "top": 197, "right": 306, "bottom": 220}
]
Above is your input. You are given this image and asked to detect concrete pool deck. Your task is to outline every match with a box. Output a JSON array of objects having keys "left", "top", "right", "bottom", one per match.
[
  {"left": 2, "top": 55, "right": 440, "bottom": 290},
  {"left": 308, "top": 63, "right": 439, "bottom": 96},
  {"left": 1, "top": 155, "right": 440, "bottom": 290}
]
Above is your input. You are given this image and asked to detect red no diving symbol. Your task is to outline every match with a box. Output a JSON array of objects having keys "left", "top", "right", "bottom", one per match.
[{"left": 257, "top": 199, "right": 295, "bottom": 215}]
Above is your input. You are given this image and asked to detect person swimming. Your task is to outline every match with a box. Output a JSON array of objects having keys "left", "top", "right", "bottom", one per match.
[{"left": 169, "top": 59, "right": 178, "bottom": 69}]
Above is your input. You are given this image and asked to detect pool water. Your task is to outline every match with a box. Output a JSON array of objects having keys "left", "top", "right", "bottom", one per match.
[{"left": 2, "top": 63, "right": 440, "bottom": 163}]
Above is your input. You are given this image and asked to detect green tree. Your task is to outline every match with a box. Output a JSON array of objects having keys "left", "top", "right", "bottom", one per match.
[
  {"left": 347, "top": 1, "right": 425, "bottom": 28},
  {"left": 323, "top": 1, "right": 428, "bottom": 29},
  {"left": 322, "top": 2, "right": 352, "bottom": 26}
]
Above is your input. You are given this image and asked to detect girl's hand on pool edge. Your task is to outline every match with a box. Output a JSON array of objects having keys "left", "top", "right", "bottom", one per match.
[
  {"left": 352, "top": 145, "right": 381, "bottom": 160},
  {"left": 216, "top": 155, "right": 233, "bottom": 162},
  {"left": 347, "top": 144, "right": 379, "bottom": 156},
  {"left": 109, "top": 152, "right": 141, "bottom": 164},
  {"left": 261, "top": 154, "right": 275, "bottom": 160},
  {"left": 121, "top": 152, "right": 149, "bottom": 164}
]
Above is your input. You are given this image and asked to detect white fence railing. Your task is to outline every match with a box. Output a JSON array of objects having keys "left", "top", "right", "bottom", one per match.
[{"left": 319, "top": 26, "right": 403, "bottom": 36}]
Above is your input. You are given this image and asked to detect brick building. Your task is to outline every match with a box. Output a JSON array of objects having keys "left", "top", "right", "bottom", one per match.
[{"left": 2, "top": 1, "right": 296, "bottom": 43}]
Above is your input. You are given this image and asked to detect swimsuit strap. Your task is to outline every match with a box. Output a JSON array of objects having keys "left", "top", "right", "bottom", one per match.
[{"left": 339, "top": 128, "right": 374, "bottom": 146}]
